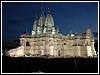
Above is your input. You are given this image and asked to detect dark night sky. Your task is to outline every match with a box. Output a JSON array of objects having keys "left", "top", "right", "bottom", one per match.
[{"left": 2, "top": 2, "right": 98, "bottom": 40}]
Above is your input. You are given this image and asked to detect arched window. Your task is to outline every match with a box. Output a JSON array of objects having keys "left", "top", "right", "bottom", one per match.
[
  {"left": 39, "top": 51, "right": 42, "bottom": 54},
  {"left": 58, "top": 50, "right": 60, "bottom": 56},
  {"left": 64, "top": 43, "right": 66, "bottom": 45},
  {"left": 26, "top": 41, "right": 30, "bottom": 46}
]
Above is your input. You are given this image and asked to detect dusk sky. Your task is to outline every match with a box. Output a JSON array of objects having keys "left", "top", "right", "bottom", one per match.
[{"left": 2, "top": 2, "right": 98, "bottom": 40}]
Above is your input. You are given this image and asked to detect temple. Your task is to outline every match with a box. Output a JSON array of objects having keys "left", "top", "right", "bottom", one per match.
[{"left": 5, "top": 8, "right": 97, "bottom": 57}]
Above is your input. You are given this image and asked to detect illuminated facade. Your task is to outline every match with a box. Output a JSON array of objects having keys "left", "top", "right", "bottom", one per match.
[{"left": 6, "top": 8, "right": 97, "bottom": 57}]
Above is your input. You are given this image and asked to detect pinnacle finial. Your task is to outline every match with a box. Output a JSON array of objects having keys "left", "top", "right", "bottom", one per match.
[
  {"left": 88, "top": 24, "right": 92, "bottom": 28},
  {"left": 26, "top": 29, "right": 27, "bottom": 32},
  {"left": 35, "top": 14, "right": 38, "bottom": 19},
  {"left": 70, "top": 31, "right": 72, "bottom": 34},
  {"left": 41, "top": 7, "right": 44, "bottom": 15},
  {"left": 41, "top": 7, "right": 43, "bottom": 10},
  {"left": 75, "top": 32, "right": 78, "bottom": 35},
  {"left": 56, "top": 25, "right": 59, "bottom": 33},
  {"left": 48, "top": 8, "right": 51, "bottom": 14}
]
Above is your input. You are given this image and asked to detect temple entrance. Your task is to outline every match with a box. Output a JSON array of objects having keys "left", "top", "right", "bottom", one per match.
[
  {"left": 26, "top": 41, "right": 30, "bottom": 46},
  {"left": 58, "top": 50, "right": 60, "bottom": 56},
  {"left": 39, "top": 51, "right": 42, "bottom": 55}
]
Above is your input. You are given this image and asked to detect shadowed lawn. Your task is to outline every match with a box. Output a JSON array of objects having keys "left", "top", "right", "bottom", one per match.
[{"left": 2, "top": 56, "right": 98, "bottom": 73}]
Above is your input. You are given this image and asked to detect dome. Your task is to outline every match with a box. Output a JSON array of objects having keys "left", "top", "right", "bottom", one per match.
[
  {"left": 38, "top": 14, "right": 45, "bottom": 27},
  {"left": 67, "top": 33, "right": 74, "bottom": 37},
  {"left": 33, "top": 18, "right": 38, "bottom": 30},
  {"left": 45, "top": 8, "right": 54, "bottom": 28},
  {"left": 45, "top": 14, "right": 54, "bottom": 27}
]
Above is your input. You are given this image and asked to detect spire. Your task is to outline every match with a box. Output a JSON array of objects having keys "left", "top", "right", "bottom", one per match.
[
  {"left": 70, "top": 31, "right": 72, "bottom": 34},
  {"left": 25, "top": 29, "right": 27, "bottom": 33},
  {"left": 88, "top": 24, "right": 92, "bottom": 31},
  {"left": 48, "top": 8, "right": 51, "bottom": 14},
  {"left": 36, "top": 16, "right": 38, "bottom": 20},
  {"left": 86, "top": 25, "right": 93, "bottom": 39},
  {"left": 56, "top": 25, "right": 59, "bottom": 33},
  {"left": 41, "top": 7, "right": 44, "bottom": 15},
  {"left": 75, "top": 32, "right": 78, "bottom": 35},
  {"left": 34, "top": 14, "right": 38, "bottom": 20},
  {"left": 32, "top": 14, "right": 38, "bottom": 35},
  {"left": 88, "top": 24, "right": 92, "bottom": 28},
  {"left": 23, "top": 29, "right": 28, "bottom": 34}
]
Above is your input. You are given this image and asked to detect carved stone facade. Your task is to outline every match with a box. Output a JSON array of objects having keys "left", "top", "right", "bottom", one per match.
[{"left": 6, "top": 9, "right": 97, "bottom": 57}]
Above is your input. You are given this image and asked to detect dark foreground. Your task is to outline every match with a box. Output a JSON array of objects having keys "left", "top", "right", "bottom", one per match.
[{"left": 2, "top": 56, "right": 98, "bottom": 73}]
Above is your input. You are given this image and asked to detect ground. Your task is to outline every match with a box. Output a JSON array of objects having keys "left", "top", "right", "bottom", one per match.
[{"left": 2, "top": 56, "right": 98, "bottom": 73}]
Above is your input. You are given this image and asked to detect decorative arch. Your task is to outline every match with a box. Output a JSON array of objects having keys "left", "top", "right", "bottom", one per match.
[{"left": 26, "top": 41, "right": 30, "bottom": 46}]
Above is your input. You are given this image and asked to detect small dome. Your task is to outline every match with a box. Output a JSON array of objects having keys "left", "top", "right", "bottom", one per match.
[
  {"left": 67, "top": 33, "right": 74, "bottom": 37},
  {"left": 45, "top": 14, "right": 54, "bottom": 27},
  {"left": 45, "top": 8, "right": 54, "bottom": 28}
]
